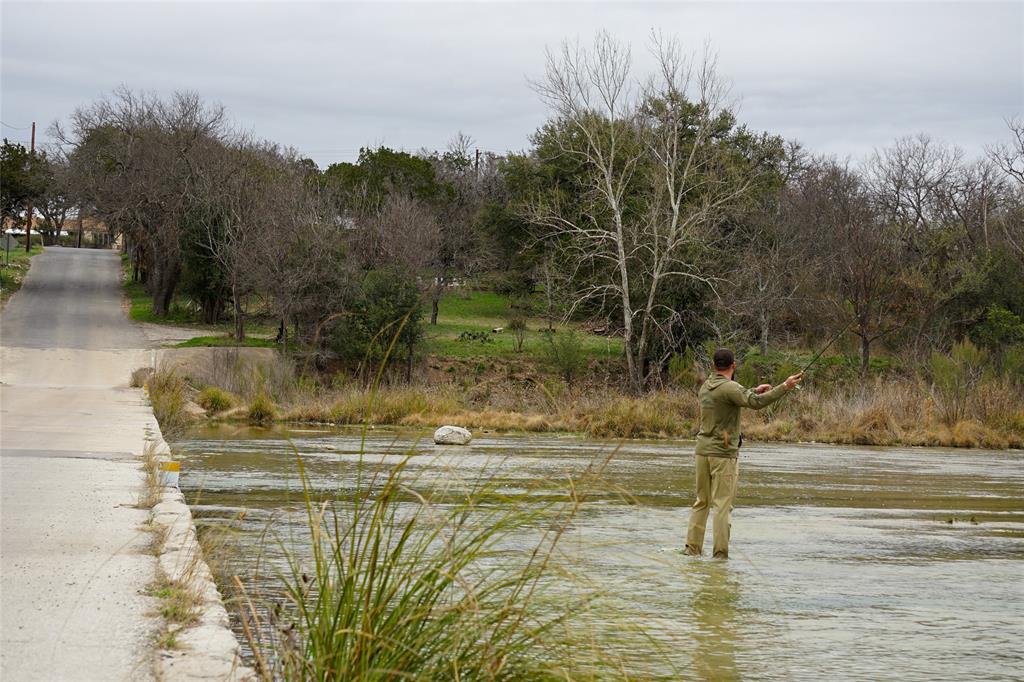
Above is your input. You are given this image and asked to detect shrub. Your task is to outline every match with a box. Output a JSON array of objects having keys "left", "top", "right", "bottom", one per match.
[
  {"left": 929, "top": 339, "right": 986, "bottom": 426},
  {"left": 1001, "top": 344, "right": 1024, "bottom": 386},
  {"left": 196, "top": 386, "right": 237, "bottom": 413},
  {"left": 668, "top": 347, "right": 703, "bottom": 392},
  {"left": 972, "top": 304, "right": 1024, "bottom": 351},
  {"left": 246, "top": 393, "right": 276, "bottom": 425},
  {"left": 542, "top": 329, "right": 586, "bottom": 387},
  {"left": 457, "top": 330, "right": 494, "bottom": 344},
  {"left": 508, "top": 295, "right": 532, "bottom": 353},
  {"left": 508, "top": 316, "right": 527, "bottom": 353},
  {"left": 330, "top": 269, "right": 424, "bottom": 373}
]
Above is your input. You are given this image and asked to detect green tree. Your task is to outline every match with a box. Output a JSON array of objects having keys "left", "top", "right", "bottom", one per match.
[
  {"left": 323, "top": 147, "right": 443, "bottom": 215},
  {"left": 1, "top": 139, "right": 46, "bottom": 233},
  {"left": 35, "top": 153, "right": 75, "bottom": 246},
  {"left": 178, "top": 206, "right": 228, "bottom": 324},
  {"left": 331, "top": 269, "right": 424, "bottom": 382}
]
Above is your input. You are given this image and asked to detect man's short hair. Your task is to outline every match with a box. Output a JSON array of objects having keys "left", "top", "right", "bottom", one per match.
[{"left": 713, "top": 348, "right": 735, "bottom": 370}]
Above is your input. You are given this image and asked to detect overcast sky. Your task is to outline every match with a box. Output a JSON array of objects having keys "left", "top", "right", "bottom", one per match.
[{"left": 2, "top": 1, "right": 1021, "bottom": 169}]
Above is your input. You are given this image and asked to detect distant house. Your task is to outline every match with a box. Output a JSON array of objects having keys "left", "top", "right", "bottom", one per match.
[{"left": 2, "top": 215, "right": 116, "bottom": 248}]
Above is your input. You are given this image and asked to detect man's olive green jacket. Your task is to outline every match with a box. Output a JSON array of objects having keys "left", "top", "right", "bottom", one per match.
[{"left": 694, "top": 374, "right": 792, "bottom": 458}]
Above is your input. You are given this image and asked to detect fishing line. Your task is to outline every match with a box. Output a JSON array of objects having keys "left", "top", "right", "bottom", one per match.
[{"left": 787, "top": 321, "right": 853, "bottom": 394}]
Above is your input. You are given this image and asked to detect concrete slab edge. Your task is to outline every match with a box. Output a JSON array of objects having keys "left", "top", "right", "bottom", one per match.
[{"left": 145, "top": 431, "right": 256, "bottom": 682}]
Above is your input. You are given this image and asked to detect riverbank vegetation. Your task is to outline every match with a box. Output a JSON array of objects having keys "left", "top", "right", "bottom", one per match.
[{"left": 145, "top": 336, "right": 1022, "bottom": 448}]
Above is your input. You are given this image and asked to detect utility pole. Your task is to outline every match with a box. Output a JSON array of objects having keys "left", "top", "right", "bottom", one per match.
[
  {"left": 474, "top": 148, "right": 480, "bottom": 178},
  {"left": 24, "top": 122, "right": 35, "bottom": 253},
  {"left": 77, "top": 205, "right": 84, "bottom": 248}
]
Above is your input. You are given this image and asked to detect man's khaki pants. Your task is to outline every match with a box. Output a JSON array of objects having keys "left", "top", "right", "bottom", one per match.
[{"left": 685, "top": 455, "right": 739, "bottom": 558}]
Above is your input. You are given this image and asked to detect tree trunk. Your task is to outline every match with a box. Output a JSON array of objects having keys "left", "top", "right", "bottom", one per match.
[
  {"left": 860, "top": 334, "right": 871, "bottom": 377},
  {"left": 430, "top": 274, "right": 444, "bottom": 325},
  {"left": 149, "top": 261, "right": 179, "bottom": 317},
  {"left": 232, "top": 281, "right": 245, "bottom": 342},
  {"left": 406, "top": 344, "right": 414, "bottom": 383},
  {"left": 201, "top": 297, "right": 222, "bottom": 324}
]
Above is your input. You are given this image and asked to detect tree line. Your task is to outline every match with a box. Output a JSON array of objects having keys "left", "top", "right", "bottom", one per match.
[{"left": 3, "top": 34, "right": 1022, "bottom": 390}]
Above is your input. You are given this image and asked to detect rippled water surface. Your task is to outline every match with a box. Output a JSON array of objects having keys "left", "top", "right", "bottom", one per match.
[{"left": 176, "top": 425, "right": 1024, "bottom": 680}]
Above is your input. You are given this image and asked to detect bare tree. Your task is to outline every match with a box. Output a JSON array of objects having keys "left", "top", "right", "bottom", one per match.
[
  {"left": 727, "top": 234, "right": 803, "bottom": 355},
  {"left": 353, "top": 193, "right": 439, "bottom": 278},
  {"left": 57, "top": 88, "right": 230, "bottom": 316},
  {"left": 242, "top": 153, "right": 350, "bottom": 350},
  {"left": 527, "top": 33, "right": 772, "bottom": 392},
  {"left": 937, "top": 158, "right": 1007, "bottom": 251},
  {"left": 424, "top": 134, "right": 494, "bottom": 324},
  {"left": 34, "top": 151, "right": 74, "bottom": 246},
  {"left": 987, "top": 117, "right": 1024, "bottom": 261},
  {"left": 988, "top": 117, "right": 1024, "bottom": 186},
  {"left": 798, "top": 161, "right": 911, "bottom": 375}
]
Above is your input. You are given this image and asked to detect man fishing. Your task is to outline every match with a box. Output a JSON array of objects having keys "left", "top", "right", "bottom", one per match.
[{"left": 684, "top": 348, "right": 803, "bottom": 559}]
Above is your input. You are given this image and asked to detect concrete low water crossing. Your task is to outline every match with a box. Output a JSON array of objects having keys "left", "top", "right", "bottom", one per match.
[{"left": 176, "top": 426, "right": 1024, "bottom": 680}]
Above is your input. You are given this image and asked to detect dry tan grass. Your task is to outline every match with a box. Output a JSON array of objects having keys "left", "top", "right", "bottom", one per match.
[
  {"left": 136, "top": 442, "right": 163, "bottom": 510},
  {"left": 169, "top": 350, "right": 1022, "bottom": 448},
  {"left": 740, "top": 376, "right": 1023, "bottom": 448}
]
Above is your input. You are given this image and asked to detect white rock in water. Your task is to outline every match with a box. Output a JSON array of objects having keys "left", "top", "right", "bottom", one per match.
[{"left": 434, "top": 425, "right": 473, "bottom": 445}]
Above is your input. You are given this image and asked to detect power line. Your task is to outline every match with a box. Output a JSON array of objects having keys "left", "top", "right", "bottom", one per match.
[{"left": 1, "top": 120, "right": 33, "bottom": 131}]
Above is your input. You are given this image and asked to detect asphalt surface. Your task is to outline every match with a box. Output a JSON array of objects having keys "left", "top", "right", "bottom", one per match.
[{"left": 1, "top": 247, "right": 157, "bottom": 680}]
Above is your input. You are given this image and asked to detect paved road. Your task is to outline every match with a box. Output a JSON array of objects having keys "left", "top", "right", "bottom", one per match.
[{"left": 1, "top": 247, "right": 157, "bottom": 680}]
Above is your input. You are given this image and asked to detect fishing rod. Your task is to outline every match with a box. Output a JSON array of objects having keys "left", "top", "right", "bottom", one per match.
[{"left": 792, "top": 321, "right": 853, "bottom": 391}]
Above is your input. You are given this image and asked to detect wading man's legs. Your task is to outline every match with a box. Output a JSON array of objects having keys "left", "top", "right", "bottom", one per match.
[
  {"left": 685, "top": 455, "right": 712, "bottom": 554},
  {"left": 709, "top": 457, "right": 738, "bottom": 558},
  {"left": 685, "top": 455, "right": 739, "bottom": 557}
]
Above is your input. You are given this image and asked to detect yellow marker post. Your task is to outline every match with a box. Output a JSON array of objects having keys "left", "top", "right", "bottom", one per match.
[{"left": 159, "top": 460, "right": 181, "bottom": 488}]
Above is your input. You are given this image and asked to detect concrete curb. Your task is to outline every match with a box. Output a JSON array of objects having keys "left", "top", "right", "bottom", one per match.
[{"left": 146, "top": 433, "right": 256, "bottom": 681}]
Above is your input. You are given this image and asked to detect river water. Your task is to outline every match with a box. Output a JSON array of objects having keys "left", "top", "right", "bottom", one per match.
[{"left": 175, "top": 425, "right": 1024, "bottom": 680}]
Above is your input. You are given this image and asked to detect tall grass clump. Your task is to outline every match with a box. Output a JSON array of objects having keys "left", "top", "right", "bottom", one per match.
[
  {"left": 929, "top": 339, "right": 986, "bottom": 426},
  {"left": 577, "top": 393, "right": 696, "bottom": 439},
  {"left": 197, "top": 386, "right": 238, "bottom": 413},
  {"left": 247, "top": 393, "right": 276, "bottom": 425},
  {"left": 146, "top": 368, "right": 193, "bottom": 438},
  {"left": 234, "top": 453, "right": 603, "bottom": 680}
]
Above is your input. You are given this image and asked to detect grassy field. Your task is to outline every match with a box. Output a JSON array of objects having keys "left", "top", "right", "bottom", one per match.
[
  {"left": 0, "top": 244, "right": 43, "bottom": 309},
  {"left": 426, "top": 289, "right": 623, "bottom": 360},
  {"left": 126, "top": 265, "right": 621, "bottom": 358},
  {"left": 174, "top": 335, "right": 278, "bottom": 348}
]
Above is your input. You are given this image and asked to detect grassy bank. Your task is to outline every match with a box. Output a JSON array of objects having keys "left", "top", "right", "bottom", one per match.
[
  {"left": 146, "top": 350, "right": 1023, "bottom": 449},
  {"left": 0, "top": 243, "right": 43, "bottom": 309}
]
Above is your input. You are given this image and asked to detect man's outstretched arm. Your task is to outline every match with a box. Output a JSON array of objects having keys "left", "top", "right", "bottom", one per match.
[{"left": 731, "top": 372, "right": 803, "bottom": 409}]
